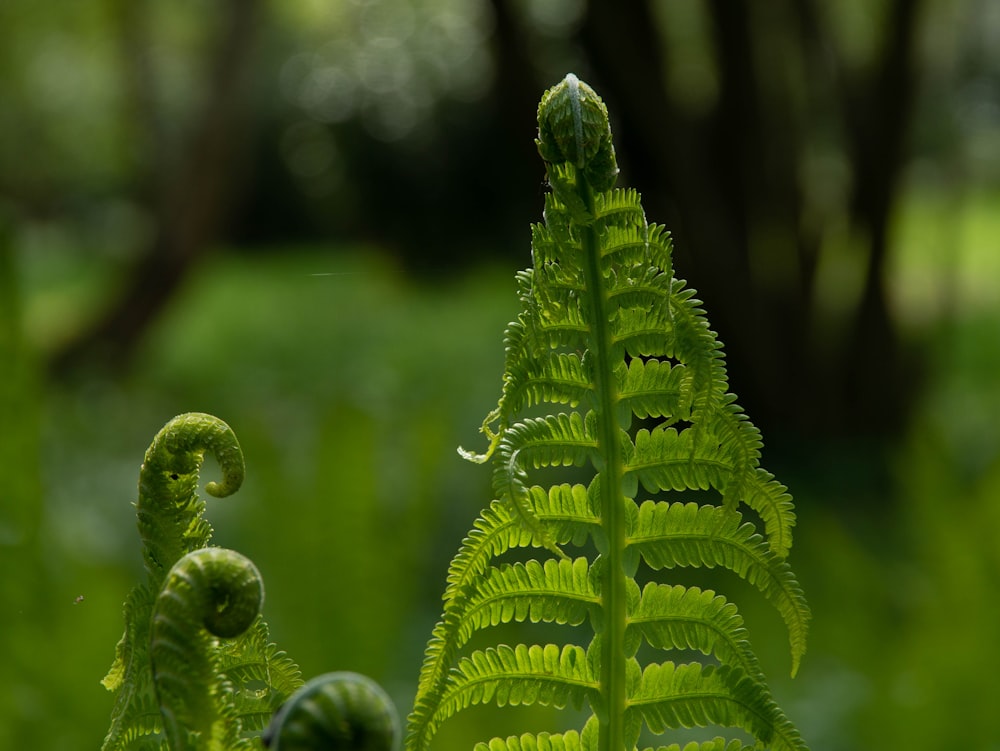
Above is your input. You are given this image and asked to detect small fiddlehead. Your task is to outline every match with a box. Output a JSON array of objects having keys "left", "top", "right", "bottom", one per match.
[
  {"left": 102, "top": 413, "right": 303, "bottom": 751},
  {"left": 536, "top": 73, "right": 618, "bottom": 193},
  {"left": 263, "top": 672, "right": 400, "bottom": 751},
  {"left": 136, "top": 412, "right": 246, "bottom": 580},
  {"left": 152, "top": 547, "right": 264, "bottom": 750}
]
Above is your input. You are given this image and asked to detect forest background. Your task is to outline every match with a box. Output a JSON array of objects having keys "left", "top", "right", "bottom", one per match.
[{"left": 1, "top": 1, "right": 999, "bottom": 748}]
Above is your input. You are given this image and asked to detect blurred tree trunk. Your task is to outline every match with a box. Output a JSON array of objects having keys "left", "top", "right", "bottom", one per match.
[
  {"left": 49, "top": 0, "right": 261, "bottom": 377},
  {"left": 577, "top": 0, "right": 925, "bottom": 440},
  {"left": 829, "top": 0, "right": 925, "bottom": 434}
]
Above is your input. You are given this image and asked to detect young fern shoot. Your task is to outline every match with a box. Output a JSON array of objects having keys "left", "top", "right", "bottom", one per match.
[
  {"left": 152, "top": 547, "right": 266, "bottom": 751},
  {"left": 406, "top": 75, "right": 811, "bottom": 751},
  {"left": 101, "top": 413, "right": 303, "bottom": 751},
  {"left": 263, "top": 672, "right": 400, "bottom": 751}
]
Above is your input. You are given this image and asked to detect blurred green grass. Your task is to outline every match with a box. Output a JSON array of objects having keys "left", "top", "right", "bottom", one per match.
[{"left": 2, "top": 184, "right": 999, "bottom": 748}]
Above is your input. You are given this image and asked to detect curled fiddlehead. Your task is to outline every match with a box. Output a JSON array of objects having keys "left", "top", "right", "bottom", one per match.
[
  {"left": 536, "top": 73, "right": 618, "bottom": 193},
  {"left": 102, "top": 413, "right": 302, "bottom": 751},
  {"left": 152, "top": 547, "right": 264, "bottom": 750},
  {"left": 136, "top": 412, "right": 246, "bottom": 580},
  {"left": 263, "top": 672, "right": 400, "bottom": 751}
]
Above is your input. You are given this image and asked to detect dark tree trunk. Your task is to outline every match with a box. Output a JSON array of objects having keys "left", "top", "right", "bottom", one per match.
[
  {"left": 49, "top": 0, "right": 262, "bottom": 378},
  {"left": 839, "top": 0, "right": 926, "bottom": 434},
  {"left": 574, "top": 0, "right": 926, "bottom": 440}
]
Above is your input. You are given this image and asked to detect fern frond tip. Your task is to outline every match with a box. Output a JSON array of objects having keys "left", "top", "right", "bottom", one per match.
[{"left": 537, "top": 73, "right": 618, "bottom": 193}]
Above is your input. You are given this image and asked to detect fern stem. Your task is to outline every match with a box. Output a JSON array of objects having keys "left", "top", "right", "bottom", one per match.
[{"left": 576, "top": 175, "right": 629, "bottom": 751}]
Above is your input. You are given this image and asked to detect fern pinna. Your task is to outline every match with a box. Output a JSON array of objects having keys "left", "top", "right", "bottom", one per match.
[
  {"left": 406, "top": 75, "right": 811, "bottom": 751},
  {"left": 101, "top": 413, "right": 302, "bottom": 750}
]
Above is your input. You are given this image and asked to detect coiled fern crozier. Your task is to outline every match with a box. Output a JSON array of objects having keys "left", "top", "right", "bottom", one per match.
[
  {"left": 101, "top": 413, "right": 304, "bottom": 751},
  {"left": 101, "top": 413, "right": 402, "bottom": 751},
  {"left": 406, "top": 75, "right": 811, "bottom": 751}
]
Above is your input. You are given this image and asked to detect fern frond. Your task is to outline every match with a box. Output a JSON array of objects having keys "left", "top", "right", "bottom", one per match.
[
  {"left": 665, "top": 285, "right": 728, "bottom": 414},
  {"left": 150, "top": 548, "right": 263, "bottom": 750},
  {"left": 105, "top": 693, "right": 164, "bottom": 751},
  {"left": 409, "top": 493, "right": 597, "bottom": 751},
  {"left": 136, "top": 413, "right": 245, "bottom": 581},
  {"left": 215, "top": 617, "right": 304, "bottom": 732},
  {"left": 442, "top": 501, "right": 531, "bottom": 598},
  {"left": 594, "top": 188, "right": 646, "bottom": 229},
  {"left": 262, "top": 672, "right": 400, "bottom": 751},
  {"left": 413, "top": 643, "right": 596, "bottom": 751},
  {"left": 460, "top": 314, "right": 538, "bottom": 464},
  {"left": 493, "top": 413, "right": 598, "bottom": 558},
  {"left": 102, "top": 414, "right": 303, "bottom": 751},
  {"left": 509, "top": 352, "right": 594, "bottom": 416},
  {"left": 495, "top": 413, "right": 598, "bottom": 481},
  {"left": 527, "top": 483, "right": 600, "bottom": 545},
  {"left": 408, "top": 73, "right": 809, "bottom": 751},
  {"left": 409, "top": 501, "right": 532, "bottom": 751}
]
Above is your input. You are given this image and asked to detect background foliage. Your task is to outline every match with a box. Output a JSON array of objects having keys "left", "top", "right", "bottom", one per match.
[{"left": 1, "top": 0, "right": 998, "bottom": 748}]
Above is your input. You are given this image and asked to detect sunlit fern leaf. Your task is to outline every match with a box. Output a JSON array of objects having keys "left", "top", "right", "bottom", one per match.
[
  {"left": 406, "top": 74, "right": 810, "bottom": 751},
  {"left": 457, "top": 557, "right": 599, "bottom": 641},
  {"left": 628, "top": 663, "right": 806, "bottom": 751},
  {"left": 427, "top": 644, "right": 595, "bottom": 737},
  {"left": 616, "top": 358, "right": 691, "bottom": 423},
  {"left": 627, "top": 501, "right": 808, "bottom": 676},
  {"left": 627, "top": 584, "right": 764, "bottom": 683},
  {"left": 627, "top": 425, "right": 796, "bottom": 557},
  {"left": 409, "top": 495, "right": 597, "bottom": 751}
]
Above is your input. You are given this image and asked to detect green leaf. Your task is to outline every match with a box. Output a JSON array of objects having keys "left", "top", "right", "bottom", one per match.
[
  {"left": 439, "top": 644, "right": 596, "bottom": 720},
  {"left": 627, "top": 583, "right": 764, "bottom": 683},
  {"left": 457, "top": 557, "right": 599, "bottom": 641},
  {"left": 616, "top": 358, "right": 691, "bottom": 424},
  {"left": 626, "top": 423, "right": 797, "bottom": 557},
  {"left": 627, "top": 663, "right": 807, "bottom": 751},
  {"left": 627, "top": 502, "right": 809, "bottom": 676}
]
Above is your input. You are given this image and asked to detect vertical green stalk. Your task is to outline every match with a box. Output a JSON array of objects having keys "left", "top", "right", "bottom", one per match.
[
  {"left": 557, "top": 97, "right": 629, "bottom": 751},
  {"left": 581, "top": 193, "right": 628, "bottom": 751},
  {"left": 542, "top": 72, "right": 630, "bottom": 751}
]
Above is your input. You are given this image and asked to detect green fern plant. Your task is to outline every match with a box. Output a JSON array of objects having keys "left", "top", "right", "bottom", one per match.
[
  {"left": 405, "top": 74, "right": 811, "bottom": 751},
  {"left": 101, "top": 412, "right": 304, "bottom": 750},
  {"left": 102, "top": 413, "right": 403, "bottom": 751}
]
